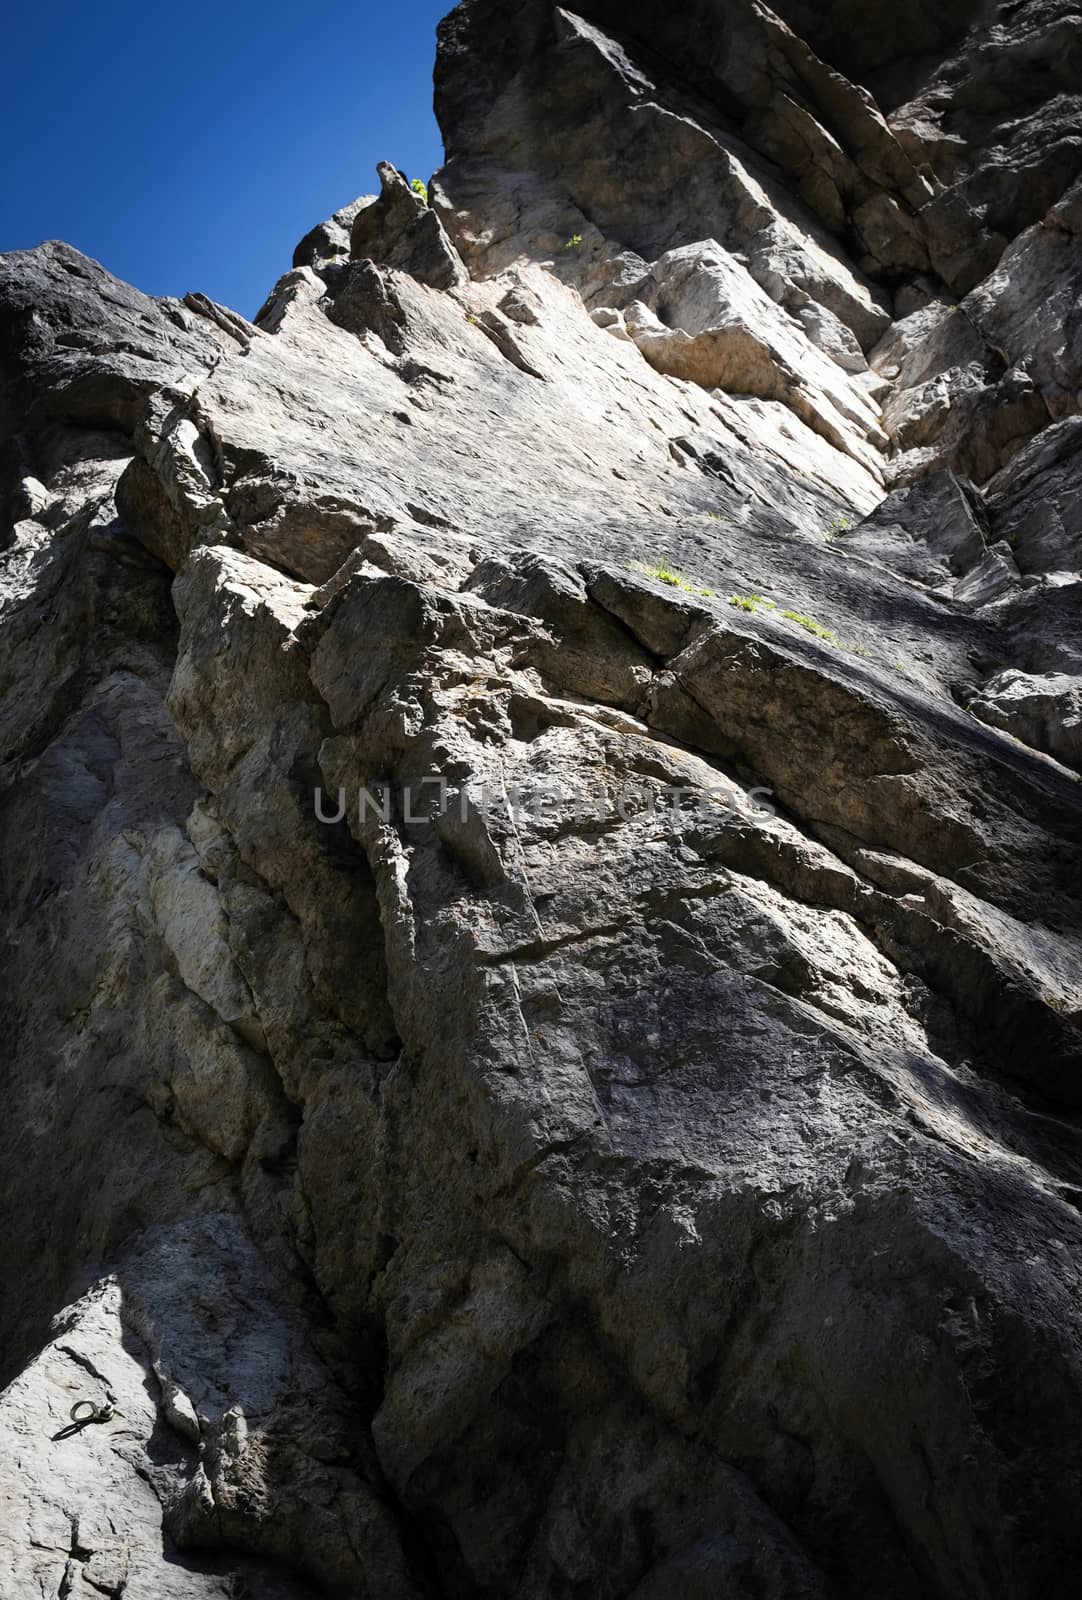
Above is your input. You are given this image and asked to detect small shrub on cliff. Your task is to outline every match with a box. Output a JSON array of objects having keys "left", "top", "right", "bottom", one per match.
[{"left": 411, "top": 178, "right": 429, "bottom": 204}]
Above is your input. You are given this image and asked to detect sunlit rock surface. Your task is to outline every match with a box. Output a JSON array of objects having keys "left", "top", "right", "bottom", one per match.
[{"left": 2, "top": 3, "right": 1082, "bottom": 1596}]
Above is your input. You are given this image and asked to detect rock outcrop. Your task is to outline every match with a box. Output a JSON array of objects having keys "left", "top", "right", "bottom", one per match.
[{"left": 2, "top": 3, "right": 1082, "bottom": 1598}]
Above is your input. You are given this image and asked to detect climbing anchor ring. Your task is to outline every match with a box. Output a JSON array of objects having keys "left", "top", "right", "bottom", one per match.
[{"left": 69, "top": 1400, "right": 113, "bottom": 1424}]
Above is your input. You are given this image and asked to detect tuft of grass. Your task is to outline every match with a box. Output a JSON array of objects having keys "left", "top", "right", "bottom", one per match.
[
  {"left": 707, "top": 511, "right": 725, "bottom": 522},
  {"left": 827, "top": 515, "right": 852, "bottom": 537},
  {"left": 634, "top": 561, "right": 714, "bottom": 597},
  {"left": 563, "top": 233, "right": 583, "bottom": 250},
  {"left": 411, "top": 177, "right": 429, "bottom": 204},
  {"left": 781, "top": 610, "right": 840, "bottom": 645},
  {"left": 727, "top": 595, "right": 860, "bottom": 651},
  {"left": 645, "top": 561, "right": 683, "bottom": 587}
]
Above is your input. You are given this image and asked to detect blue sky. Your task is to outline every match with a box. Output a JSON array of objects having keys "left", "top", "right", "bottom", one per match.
[{"left": 0, "top": 1, "right": 450, "bottom": 318}]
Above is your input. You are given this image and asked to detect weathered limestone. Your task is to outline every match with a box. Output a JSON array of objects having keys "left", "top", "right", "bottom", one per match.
[{"left": 2, "top": 3, "right": 1082, "bottom": 1596}]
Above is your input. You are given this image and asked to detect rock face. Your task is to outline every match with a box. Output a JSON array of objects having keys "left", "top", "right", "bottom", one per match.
[{"left": 2, "top": 3, "right": 1082, "bottom": 1598}]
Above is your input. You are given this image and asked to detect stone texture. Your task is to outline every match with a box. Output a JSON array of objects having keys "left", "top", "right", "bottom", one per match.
[
  {"left": 966, "top": 176, "right": 1082, "bottom": 422},
  {"left": 2, "top": 3, "right": 1082, "bottom": 1598},
  {"left": 970, "top": 669, "right": 1082, "bottom": 773},
  {"left": 350, "top": 162, "right": 468, "bottom": 291},
  {"left": 293, "top": 193, "right": 376, "bottom": 271},
  {"left": 835, "top": 467, "right": 988, "bottom": 589},
  {"left": 889, "top": 3, "right": 1082, "bottom": 261}
]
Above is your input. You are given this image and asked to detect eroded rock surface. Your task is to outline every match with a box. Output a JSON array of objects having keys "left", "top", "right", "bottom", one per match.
[{"left": 2, "top": 3, "right": 1082, "bottom": 1598}]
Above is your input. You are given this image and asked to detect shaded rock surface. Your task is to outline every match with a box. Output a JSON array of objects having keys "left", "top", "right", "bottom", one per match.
[{"left": 2, "top": 3, "right": 1082, "bottom": 1599}]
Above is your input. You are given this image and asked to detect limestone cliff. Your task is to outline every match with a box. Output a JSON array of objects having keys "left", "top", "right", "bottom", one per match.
[{"left": 1, "top": 3, "right": 1081, "bottom": 1596}]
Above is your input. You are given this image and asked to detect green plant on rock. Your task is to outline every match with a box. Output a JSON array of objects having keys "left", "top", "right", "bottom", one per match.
[
  {"left": 563, "top": 233, "right": 583, "bottom": 250},
  {"left": 411, "top": 177, "right": 429, "bottom": 204},
  {"left": 638, "top": 559, "right": 685, "bottom": 588},
  {"left": 781, "top": 609, "right": 840, "bottom": 645},
  {"left": 728, "top": 593, "right": 775, "bottom": 613},
  {"left": 827, "top": 515, "right": 852, "bottom": 537},
  {"left": 634, "top": 561, "right": 714, "bottom": 597}
]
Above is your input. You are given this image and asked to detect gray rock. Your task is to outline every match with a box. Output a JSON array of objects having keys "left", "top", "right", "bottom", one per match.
[
  {"left": 839, "top": 468, "right": 988, "bottom": 586},
  {"left": 292, "top": 192, "right": 375, "bottom": 270},
  {"left": 3, "top": 2, "right": 1082, "bottom": 1597},
  {"left": 890, "top": 2, "right": 1082, "bottom": 269},
  {"left": 768, "top": 0, "right": 989, "bottom": 110},
  {"left": 953, "top": 542, "right": 1024, "bottom": 609},
  {"left": 967, "top": 176, "right": 1082, "bottom": 422},
  {"left": 434, "top": 0, "right": 898, "bottom": 344},
  {"left": 986, "top": 416, "right": 1082, "bottom": 575},
  {"left": 350, "top": 160, "right": 468, "bottom": 290},
  {"left": 970, "top": 668, "right": 1082, "bottom": 772},
  {"left": 0, "top": 1217, "right": 414, "bottom": 1598}
]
